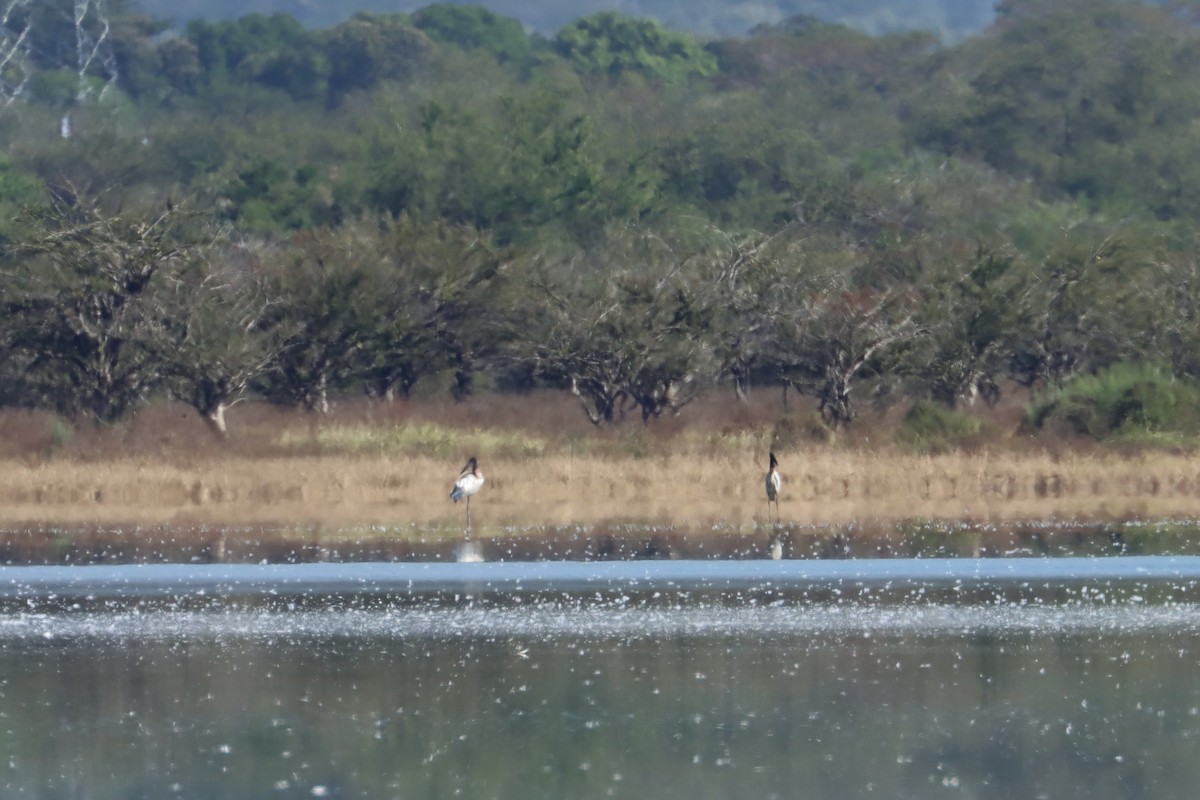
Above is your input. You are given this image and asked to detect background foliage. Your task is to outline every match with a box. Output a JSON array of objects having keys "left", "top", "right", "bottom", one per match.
[{"left": 4, "top": 0, "right": 1200, "bottom": 445}]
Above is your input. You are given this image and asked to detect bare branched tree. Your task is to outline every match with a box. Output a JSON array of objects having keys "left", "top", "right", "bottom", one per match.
[
  {"left": 1008, "top": 230, "right": 1153, "bottom": 388},
  {"left": 519, "top": 228, "right": 718, "bottom": 425},
  {"left": 153, "top": 244, "right": 287, "bottom": 437},
  {"left": 767, "top": 255, "right": 921, "bottom": 427},
  {"left": 255, "top": 217, "right": 503, "bottom": 413},
  {"left": 915, "top": 247, "right": 1024, "bottom": 408},
  {"left": 1, "top": 191, "right": 201, "bottom": 422},
  {"left": 255, "top": 230, "right": 377, "bottom": 414},
  {"left": 361, "top": 216, "right": 504, "bottom": 403}
]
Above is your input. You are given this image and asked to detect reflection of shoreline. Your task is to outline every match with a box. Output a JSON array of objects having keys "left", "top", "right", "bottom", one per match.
[{"left": 0, "top": 515, "right": 1195, "bottom": 565}]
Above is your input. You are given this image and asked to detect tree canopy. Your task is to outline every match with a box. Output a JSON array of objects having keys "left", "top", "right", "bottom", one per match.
[{"left": 3, "top": 1, "right": 1200, "bottom": 435}]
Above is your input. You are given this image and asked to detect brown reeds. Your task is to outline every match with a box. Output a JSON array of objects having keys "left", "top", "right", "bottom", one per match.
[
  {"left": 0, "top": 391, "right": 1197, "bottom": 545},
  {"left": 0, "top": 449, "right": 1195, "bottom": 530}
]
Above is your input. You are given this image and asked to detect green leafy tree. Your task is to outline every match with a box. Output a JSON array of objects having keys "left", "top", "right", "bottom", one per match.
[
  {"left": 346, "top": 86, "right": 619, "bottom": 243},
  {"left": 252, "top": 44, "right": 331, "bottom": 101},
  {"left": 157, "top": 37, "right": 203, "bottom": 95},
  {"left": 554, "top": 12, "right": 717, "bottom": 83},
  {"left": 317, "top": 13, "right": 433, "bottom": 97},
  {"left": 185, "top": 13, "right": 307, "bottom": 86},
  {"left": 223, "top": 158, "right": 333, "bottom": 233},
  {"left": 411, "top": 4, "right": 536, "bottom": 65},
  {"left": 0, "top": 153, "right": 45, "bottom": 239}
]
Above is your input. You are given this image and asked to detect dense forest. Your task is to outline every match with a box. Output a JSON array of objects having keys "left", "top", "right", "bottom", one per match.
[{"left": 4, "top": 0, "right": 1200, "bottom": 441}]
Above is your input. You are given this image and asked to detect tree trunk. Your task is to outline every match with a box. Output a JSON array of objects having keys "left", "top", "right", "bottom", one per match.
[{"left": 203, "top": 403, "right": 228, "bottom": 439}]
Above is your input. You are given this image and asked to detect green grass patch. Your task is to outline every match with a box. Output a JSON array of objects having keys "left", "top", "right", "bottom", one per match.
[
  {"left": 277, "top": 422, "right": 549, "bottom": 459},
  {"left": 895, "top": 400, "right": 985, "bottom": 454},
  {"left": 1027, "top": 362, "right": 1200, "bottom": 445},
  {"left": 771, "top": 412, "right": 834, "bottom": 449}
]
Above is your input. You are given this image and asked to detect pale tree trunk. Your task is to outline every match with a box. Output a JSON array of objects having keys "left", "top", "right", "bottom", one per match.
[
  {"left": 308, "top": 372, "right": 330, "bottom": 414},
  {"left": 203, "top": 403, "right": 228, "bottom": 439}
]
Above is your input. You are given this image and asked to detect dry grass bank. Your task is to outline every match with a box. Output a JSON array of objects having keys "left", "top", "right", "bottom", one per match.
[{"left": 0, "top": 390, "right": 1197, "bottom": 543}]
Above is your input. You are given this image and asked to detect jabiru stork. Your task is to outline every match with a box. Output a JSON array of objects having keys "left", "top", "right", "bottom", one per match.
[{"left": 450, "top": 456, "right": 485, "bottom": 533}]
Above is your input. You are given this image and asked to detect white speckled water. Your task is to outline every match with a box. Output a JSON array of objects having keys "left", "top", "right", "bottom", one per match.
[{"left": 2, "top": 557, "right": 1198, "bottom": 799}]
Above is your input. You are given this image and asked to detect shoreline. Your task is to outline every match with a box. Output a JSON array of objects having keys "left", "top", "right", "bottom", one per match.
[
  {"left": 0, "top": 448, "right": 1196, "bottom": 558},
  {"left": 0, "top": 449, "right": 1197, "bottom": 528},
  {"left": 0, "top": 393, "right": 1196, "bottom": 562}
]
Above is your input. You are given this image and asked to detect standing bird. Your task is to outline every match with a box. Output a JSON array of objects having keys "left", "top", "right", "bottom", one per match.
[
  {"left": 765, "top": 451, "right": 782, "bottom": 523},
  {"left": 765, "top": 451, "right": 784, "bottom": 559},
  {"left": 450, "top": 456, "right": 485, "bottom": 534}
]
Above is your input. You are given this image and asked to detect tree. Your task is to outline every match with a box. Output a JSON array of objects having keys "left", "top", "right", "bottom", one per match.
[
  {"left": 1147, "top": 247, "right": 1200, "bottom": 381},
  {"left": 223, "top": 158, "right": 333, "bottom": 233},
  {"left": 685, "top": 227, "right": 784, "bottom": 403},
  {"left": 255, "top": 218, "right": 502, "bottom": 411},
  {"left": 0, "top": 152, "right": 45, "bottom": 238},
  {"left": 355, "top": 215, "right": 504, "bottom": 402},
  {"left": 255, "top": 228, "right": 379, "bottom": 413},
  {"left": 185, "top": 13, "right": 307, "bottom": 86},
  {"left": 154, "top": 246, "right": 286, "bottom": 437},
  {"left": 1008, "top": 228, "right": 1156, "bottom": 389},
  {"left": 1, "top": 194, "right": 202, "bottom": 422},
  {"left": 318, "top": 13, "right": 433, "bottom": 97},
  {"left": 554, "top": 12, "right": 717, "bottom": 83},
  {"left": 518, "top": 228, "right": 717, "bottom": 424},
  {"left": 411, "top": 4, "right": 535, "bottom": 65},
  {"left": 766, "top": 255, "right": 920, "bottom": 427},
  {"left": 915, "top": 247, "right": 1026, "bottom": 407},
  {"left": 345, "top": 85, "right": 619, "bottom": 244}
]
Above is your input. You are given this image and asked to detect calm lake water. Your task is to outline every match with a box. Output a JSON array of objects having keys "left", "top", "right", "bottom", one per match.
[{"left": 2, "top": 559, "right": 1200, "bottom": 799}]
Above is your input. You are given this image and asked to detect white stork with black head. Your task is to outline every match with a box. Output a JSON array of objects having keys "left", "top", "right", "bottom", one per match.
[{"left": 450, "top": 456, "right": 485, "bottom": 534}]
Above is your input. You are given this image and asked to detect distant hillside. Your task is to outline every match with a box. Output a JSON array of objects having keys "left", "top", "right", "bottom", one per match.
[{"left": 133, "top": 0, "right": 997, "bottom": 40}]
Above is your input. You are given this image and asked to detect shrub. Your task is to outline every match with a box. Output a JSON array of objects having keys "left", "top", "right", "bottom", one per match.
[
  {"left": 1026, "top": 363, "right": 1200, "bottom": 442},
  {"left": 48, "top": 417, "right": 74, "bottom": 452},
  {"left": 895, "top": 400, "right": 984, "bottom": 454},
  {"left": 772, "top": 412, "right": 834, "bottom": 449}
]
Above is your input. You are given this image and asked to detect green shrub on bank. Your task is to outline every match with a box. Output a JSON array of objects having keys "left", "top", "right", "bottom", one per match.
[
  {"left": 772, "top": 412, "right": 835, "bottom": 449},
  {"left": 895, "top": 400, "right": 984, "bottom": 454},
  {"left": 1026, "top": 363, "right": 1200, "bottom": 443}
]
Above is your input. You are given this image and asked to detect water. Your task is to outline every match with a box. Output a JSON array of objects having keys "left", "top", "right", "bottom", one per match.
[
  {"left": 4, "top": 557, "right": 1200, "bottom": 608},
  {"left": 2, "top": 560, "right": 1200, "bottom": 799}
]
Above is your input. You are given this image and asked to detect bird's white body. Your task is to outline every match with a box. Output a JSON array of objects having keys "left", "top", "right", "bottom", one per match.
[
  {"left": 451, "top": 471, "right": 485, "bottom": 502},
  {"left": 765, "top": 468, "right": 781, "bottom": 502},
  {"left": 451, "top": 457, "right": 485, "bottom": 544}
]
